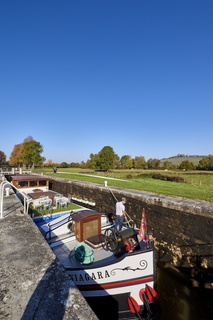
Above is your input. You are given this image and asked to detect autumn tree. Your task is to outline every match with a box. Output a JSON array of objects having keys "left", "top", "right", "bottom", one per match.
[
  {"left": 9, "top": 144, "right": 24, "bottom": 166},
  {"left": 0, "top": 151, "right": 6, "bottom": 165},
  {"left": 10, "top": 136, "right": 45, "bottom": 167}
]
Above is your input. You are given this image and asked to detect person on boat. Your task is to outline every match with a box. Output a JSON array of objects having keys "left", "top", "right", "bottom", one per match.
[{"left": 115, "top": 197, "right": 127, "bottom": 231}]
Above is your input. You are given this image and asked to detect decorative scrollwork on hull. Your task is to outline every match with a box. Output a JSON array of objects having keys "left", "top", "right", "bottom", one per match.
[
  {"left": 139, "top": 260, "right": 148, "bottom": 269},
  {"left": 111, "top": 260, "right": 148, "bottom": 276}
]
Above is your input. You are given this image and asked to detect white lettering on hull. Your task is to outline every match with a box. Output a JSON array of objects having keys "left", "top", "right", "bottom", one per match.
[
  {"left": 70, "top": 270, "right": 111, "bottom": 282},
  {"left": 69, "top": 259, "right": 149, "bottom": 284}
]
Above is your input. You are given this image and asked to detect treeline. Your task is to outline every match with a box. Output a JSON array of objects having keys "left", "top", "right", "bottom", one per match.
[
  {"left": 44, "top": 146, "right": 213, "bottom": 171},
  {"left": 1, "top": 141, "right": 213, "bottom": 171}
]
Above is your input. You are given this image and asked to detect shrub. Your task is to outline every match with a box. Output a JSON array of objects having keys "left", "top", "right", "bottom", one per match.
[{"left": 152, "top": 173, "right": 185, "bottom": 183}]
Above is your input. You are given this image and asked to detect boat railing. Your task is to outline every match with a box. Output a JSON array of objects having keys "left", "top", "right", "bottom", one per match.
[{"left": 45, "top": 211, "right": 76, "bottom": 240}]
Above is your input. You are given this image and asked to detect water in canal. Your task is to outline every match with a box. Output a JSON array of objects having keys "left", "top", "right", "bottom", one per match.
[{"left": 157, "top": 265, "right": 212, "bottom": 320}]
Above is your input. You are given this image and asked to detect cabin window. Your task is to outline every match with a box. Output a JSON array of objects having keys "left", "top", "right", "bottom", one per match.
[
  {"left": 18, "top": 181, "right": 28, "bottom": 188},
  {"left": 30, "top": 181, "right": 37, "bottom": 187},
  {"left": 83, "top": 220, "right": 99, "bottom": 240},
  {"left": 39, "top": 180, "right": 47, "bottom": 186}
]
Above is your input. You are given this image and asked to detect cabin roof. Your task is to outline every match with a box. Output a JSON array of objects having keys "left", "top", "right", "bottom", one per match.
[
  {"left": 27, "top": 191, "right": 58, "bottom": 200},
  {"left": 11, "top": 174, "right": 49, "bottom": 181},
  {"left": 72, "top": 210, "right": 102, "bottom": 222}
]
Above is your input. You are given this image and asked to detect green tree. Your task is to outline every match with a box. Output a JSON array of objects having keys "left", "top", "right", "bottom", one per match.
[
  {"left": 113, "top": 153, "right": 121, "bottom": 169},
  {"left": 163, "top": 160, "right": 171, "bottom": 169},
  {"left": 198, "top": 155, "right": 213, "bottom": 170},
  {"left": 86, "top": 153, "right": 99, "bottom": 169},
  {"left": 125, "top": 156, "right": 133, "bottom": 169},
  {"left": 97, "top": 146, "right": 116, "bottom": 171},
  {"left": 21, "top": 137, "right": 45, "bottom": 167},
  {"left": 120, "top": 155, "right": 131, "bottom": 168},
  {"left": 147, "top": 158, "right": 161, "bottom": 169},
  {"left": 80, "top": 161, "right": 86, "bottom": 169},
  {"left": 23, "top": 136, "right": 34, "bottom": 143},
  {"left": 60, "top": 162, "right": 68, "bottom": 168},
  {"left": 69, "top": 162, "right": 81, "bottom": 168},
  {"left": 134, "top": 156, "right": 146, "bottom": 169},
  {"left": 179, "top": 160, "right": 196, "bottom": 170}
]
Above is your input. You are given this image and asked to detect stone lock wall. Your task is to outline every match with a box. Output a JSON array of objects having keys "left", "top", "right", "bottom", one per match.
[{"left": 50, "top": 176, "right": 213, "bottom": 284}]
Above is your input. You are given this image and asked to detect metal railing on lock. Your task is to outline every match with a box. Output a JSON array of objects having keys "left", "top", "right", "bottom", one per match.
[
  {"left": 0, "top": 180, "right": 31, "bottom": 219},
  {"left": 0, "top": 168, "right": 32, "bottom": 175}
]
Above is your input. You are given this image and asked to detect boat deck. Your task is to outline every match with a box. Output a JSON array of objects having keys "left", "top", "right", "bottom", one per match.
[
  {"left": 39, "top": 210, "right": 149, "bottom": 271},
  {"left": 51, "top": 232, "right": 147, "bottom": 270},
  {"left": 52, "top": 238, "right": 116, "bottom": 269}
]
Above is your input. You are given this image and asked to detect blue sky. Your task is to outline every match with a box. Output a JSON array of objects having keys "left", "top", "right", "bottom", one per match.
[{"left": 1, "top": 0, "right": 212, "bottom": 163}]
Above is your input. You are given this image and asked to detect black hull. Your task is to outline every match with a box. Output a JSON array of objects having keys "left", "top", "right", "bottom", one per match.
[{"left": 86, "top": 292, "right": 160, "bottom": 320}]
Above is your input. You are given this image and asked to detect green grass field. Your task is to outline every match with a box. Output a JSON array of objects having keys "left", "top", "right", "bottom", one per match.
[
  {"left": 160, "top": 156, "right": 205, "bottom": 166},
  {"left": 35, "top": 168, "right": 213, "bottom": 203}
]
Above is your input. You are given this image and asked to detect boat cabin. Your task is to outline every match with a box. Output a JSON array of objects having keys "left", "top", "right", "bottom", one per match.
[
  {"left": 11, "top": 174, "right": 49, "bottom": 194},
  {"left": 72, "top": 210, "right": 102, "bottom": 242},
  {"left": 10, "top": 174, "right": 69, "bottom": 208}
]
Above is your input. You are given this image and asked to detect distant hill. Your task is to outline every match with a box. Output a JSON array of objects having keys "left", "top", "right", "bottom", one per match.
[{"left": 160, "top": 155, "right": 207, "bottom": 166}]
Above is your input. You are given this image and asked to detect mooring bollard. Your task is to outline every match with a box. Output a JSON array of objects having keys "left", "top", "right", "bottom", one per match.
[{"left": 5, "top": 188, "right": 10, "bottom": 197}]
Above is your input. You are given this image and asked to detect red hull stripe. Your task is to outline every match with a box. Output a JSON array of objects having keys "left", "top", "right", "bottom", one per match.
[{"left": 77, "top": 276, "right": 154, "bottom": 291}]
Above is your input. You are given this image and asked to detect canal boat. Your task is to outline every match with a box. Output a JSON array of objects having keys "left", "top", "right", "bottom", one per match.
[
  {"left": 39, "top": 208, "right": 160, "bottom": 320},
  {"left": 9, "top": 174, "right": 69, "bottom": 211}
]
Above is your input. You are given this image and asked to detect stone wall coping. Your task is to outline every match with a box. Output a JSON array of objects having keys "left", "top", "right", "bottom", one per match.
[{"left": 0, "top": 192, "right": 98, "bottom": 320}]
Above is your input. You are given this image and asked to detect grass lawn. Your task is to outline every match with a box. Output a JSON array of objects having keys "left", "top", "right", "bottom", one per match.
[
  {"left": 32, "top": 202, "right": 83, "bottom": 217},
  {"left": 35, "top": 168, "right": 213, "bottom": 203}
]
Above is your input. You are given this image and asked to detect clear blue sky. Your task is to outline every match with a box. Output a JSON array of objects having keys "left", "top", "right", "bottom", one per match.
[{"left": 1, "top": 0, "right": 212, "bottom": 163}]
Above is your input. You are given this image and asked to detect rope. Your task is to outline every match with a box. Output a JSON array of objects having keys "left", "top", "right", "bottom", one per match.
[
  {"left": 107, "top": 185, "right": 118, "bottom": 203},
  {"left": 107, "top": 185, "right": 134, "bottom": 227}
]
